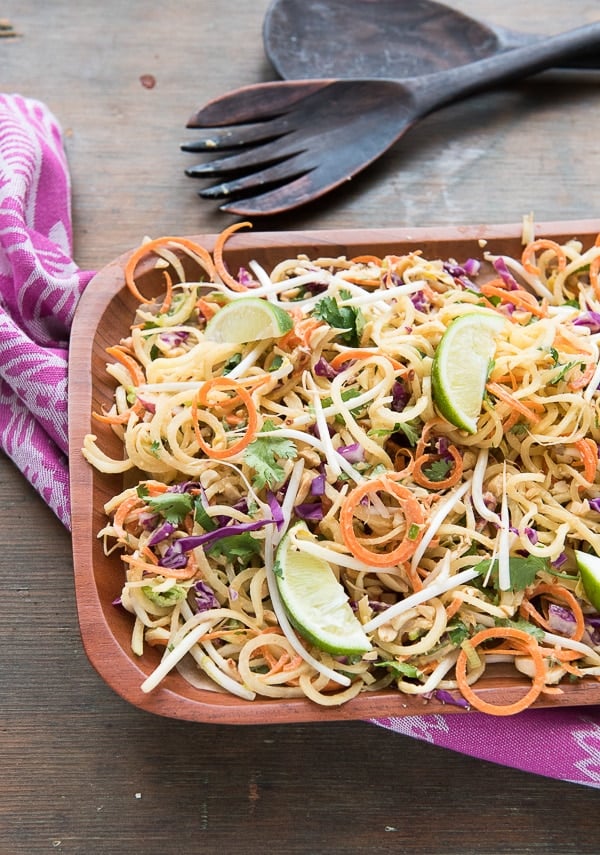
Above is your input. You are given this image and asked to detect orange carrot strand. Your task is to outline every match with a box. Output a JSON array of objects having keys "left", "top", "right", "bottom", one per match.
[{"left": 455, "top": 627, "right": 546, "bottom": 716}]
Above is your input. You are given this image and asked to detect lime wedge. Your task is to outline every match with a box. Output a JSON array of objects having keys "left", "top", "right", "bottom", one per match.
[
  {"left": 204, "top": 296, "right": 293, "bottom": 343},
  {"left": 575, "top": 549, "right": 600, "bottom": 611},
  {"left": 431, "top": 312, "right": 505, "bottom": 434},
  {"left": 274, "top": 523, "right": 372, "bottom": 656}
]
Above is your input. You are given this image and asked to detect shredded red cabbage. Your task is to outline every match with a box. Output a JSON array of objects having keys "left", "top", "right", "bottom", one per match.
[
  {"left": 266, "top": 490, "right": 285, "bottom": 530},
  {"left": 410, "top": 290, "right": 428, "bottom": 311},
  {"left": 493, "top": 256, "right": 520, "bottom": 290},
  {"left": 158, "top": 549, "right": 189, "bottom": 570},
  {"left": 169, "top": 480, "right": 202, "bottom": 494},
  {"left": 194, "top": 579, "right": 219, "bottom": 612},
  {"left": 136, "top": 396, "right": 156, "bottom": 414},
  {"left": 524, "top": 527, "right": 539, "bottom": 545},
  {"left": 443, "top": 259, "right": 480, "bottom": 291},
  {"left": 237, "top": 267, "right": 254, "bottom": 287},
  {"left": 147, "top": 520, "right": 177, "bottom": 546},
  {"left": 294, "top": 501, "right": 324, "bottom": 521},
  {"left": 462, "top": 258, "right": 481, "bottom": 277},
  {"left": 160, "top": 517, "right": 276, "bottom": 568},
  {"left": 310, "top": 473, "right": 326, "bottom": 496},
  {"left": 391, "top": 379, "right": 410, "bottom": 413},
  {"left": 585, "top": 617, "right": 600, "bottom": 645},
  {"left": 434, "top": 689, "right": 470, "bottom": 709},
  {"left": 314, "top": 356, "right": 339, "bottom": 379},
  {"left": 436, "top": 435, "right": 451, "bottom": 458},
  {"left": 337, "top": 442, "right": 364, "bottom": 463},
  {"left": 368, "top": 599, "right": 389, "bottom": 613},
  {"left": 139, "top": 509, "right": 159, "bottom": 529},
  {"left": 159, "top": 330, "right": 190, "bottom": 347},
  {"left": 551, "top": 551, "right": 568, "bottom": 568},
  {"left": 573, "top": 311, "right": 600, "bottom": 333},
  {"left": 509, "top": 525, "right": 538, "bottom": 545},
  {"left": 548, "top": 602, "right": 576, "bottom": 637}
]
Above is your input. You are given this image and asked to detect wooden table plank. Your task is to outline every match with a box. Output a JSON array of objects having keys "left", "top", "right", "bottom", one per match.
[{"left": 2, "top": 0, "right": 600, "bottom": 852}]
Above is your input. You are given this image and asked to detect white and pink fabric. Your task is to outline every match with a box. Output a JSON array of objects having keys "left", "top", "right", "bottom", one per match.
[
  {"left": 1, "top": 92, "right": 599, "bottom": 787},
  {"left": 0, "top": 94, "right": 93, "bottom": 527}
]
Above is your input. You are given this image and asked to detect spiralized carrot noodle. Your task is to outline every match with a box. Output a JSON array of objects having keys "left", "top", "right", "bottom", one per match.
[
  {"left": 413, "top": 444, "right": 463, "bottom": 490},
  {"left": 191, "top": 377, "right": 259, "bottom": 459},
  {"left": 340, "top": 478, "right": 425, "bottom": 567},
  {"left": 213, "top": 220, "right": 257, "bottom": 291},
  {"left": 82, "top": 224, "right": 600, "bottom": 713},
  {"left": 124, "top": 236, "right": 217, "bottom": 304},
  {"left": 521, "top": 238, "right": 567, "bottom": 276},
  {"left": 455, "top": 627, "right": 546, "bottom": 716},
  {"left": 520, "top": 583, "right": 585, "bottom": 643}
]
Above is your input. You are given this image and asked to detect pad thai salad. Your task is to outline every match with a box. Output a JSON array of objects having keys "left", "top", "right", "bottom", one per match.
[{"left": 82, "top": 221, "right": 600, "bottom": 716}]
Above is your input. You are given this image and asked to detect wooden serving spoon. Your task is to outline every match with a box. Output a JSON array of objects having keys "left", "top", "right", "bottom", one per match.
[
  {"left": 263, "top": 0, "right": 600, "bottom": 80},
  {"left": 183, "top": 22, "right": 600, "bottom": 216}
]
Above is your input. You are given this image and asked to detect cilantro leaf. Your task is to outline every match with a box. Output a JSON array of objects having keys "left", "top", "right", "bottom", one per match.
[
  {"left": 543, "top": 346, "right": 581, "bottom": 385},
  {"left": 268, "top": 355, "right": 284, "bottom": 372},
  {"left": 422, "top": 458, "right": 453, "bottom": 482},
  {"left": 311, "top": 294, "right": 365, "bottom": 347},
  {"left": 207, "top": 532, "right": 262, "bottom": 566},
  {"left": 141, "top": 490, "right": 194, "bottom": 524},
  {"left": 474, "top": 555, "right": 549, "bottom": 592},
  {"left": 244, "top": 421, "right": 297, "bottom": 490},
  {"left": 549, "top": 360, "right": 580, "bottom": 386},
  {"left": 321, "top": 387, "right": 362, "bottom": 409},
  {"left": 510, "top": 423, "right": 529, "bottom": 435},
  {"left": 368, "top": 421, "right": 421, "bottom": 445},
  {"left": 321, "top": 388, "right": 365, "bottom": 423},
  {"left": 495, "top": 617, "right": 545, "bottom": 640},
  {"left": 376, "top": 660, "right": 424, "bottom": 680},
  {"left": 447, "top": 621, "right": 470, "bottom": 646},
  {"left": 222, "top": 352, "right": 242, "bottom": 374},
  {"left": 394, "top": 421, "right": 421, "bottom": 447}
]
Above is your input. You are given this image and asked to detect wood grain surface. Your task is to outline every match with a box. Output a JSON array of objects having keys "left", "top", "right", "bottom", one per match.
[{"left": 2, "top": 1, "right": 600, "bottom": 852}]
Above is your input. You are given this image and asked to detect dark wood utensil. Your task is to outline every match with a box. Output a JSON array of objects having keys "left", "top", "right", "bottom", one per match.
[
  {"left": 263, "top": 0, "right": 600, "bottom": 80},
  {"left": 183, "top": 23, "right": 600, "bottom": 216}
]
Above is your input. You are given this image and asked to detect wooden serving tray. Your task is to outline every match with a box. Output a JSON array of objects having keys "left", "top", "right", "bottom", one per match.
[{"left": 68, "top": 220, "right": 600, "bottom": 723}]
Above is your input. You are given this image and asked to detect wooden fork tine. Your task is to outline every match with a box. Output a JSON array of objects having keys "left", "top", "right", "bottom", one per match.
[
  {"left": 187, "top": 80, "right": 330, "bottom": 127},
  {"left": 218, "top": 171, "right": 322, "bottom": 216},
  {"left": 185, "top": 134, "right": 303, "bottom": 178},
  {"left": 198, "top": 153, "right": 312, "bottom": 199},
  {"left": 181, "top": 118, "right": 288, "bottom": 153}
]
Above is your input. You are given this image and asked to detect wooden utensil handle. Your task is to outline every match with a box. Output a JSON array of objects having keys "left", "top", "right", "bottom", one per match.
[{"left": 411, "top": 21, "right": 600, "bottom": 115}]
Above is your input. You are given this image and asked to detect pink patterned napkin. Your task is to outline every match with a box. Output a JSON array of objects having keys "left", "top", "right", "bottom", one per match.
[
  {"left": 2, "top": 93, "right": 599, "bottom": 788},
  {"left": 0, "top": 94, "right": 94, "bottom": 527}
]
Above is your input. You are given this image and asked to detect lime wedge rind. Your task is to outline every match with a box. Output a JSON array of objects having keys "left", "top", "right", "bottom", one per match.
[
  {"left": 575, "top": 549, "right": 600, "bottom": 611},
  {"left": 275, "top": 523, "right": 372, "bottom": 656},
  {"left": 204, "top": 296, "right": 293, "bottom": 344},
  {"left": 431, "top": 312, "right": 505, "bottom": 434}
]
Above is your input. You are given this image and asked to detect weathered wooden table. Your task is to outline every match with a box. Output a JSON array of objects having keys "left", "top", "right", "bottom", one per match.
[{"left": 2, "top": 1, "right": 600, "bottom": 852}]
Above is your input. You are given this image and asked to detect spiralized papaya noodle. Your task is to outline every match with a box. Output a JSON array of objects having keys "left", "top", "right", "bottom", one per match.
[{"left": 83, "top": 221, "right": 600, "bottom": 715}]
